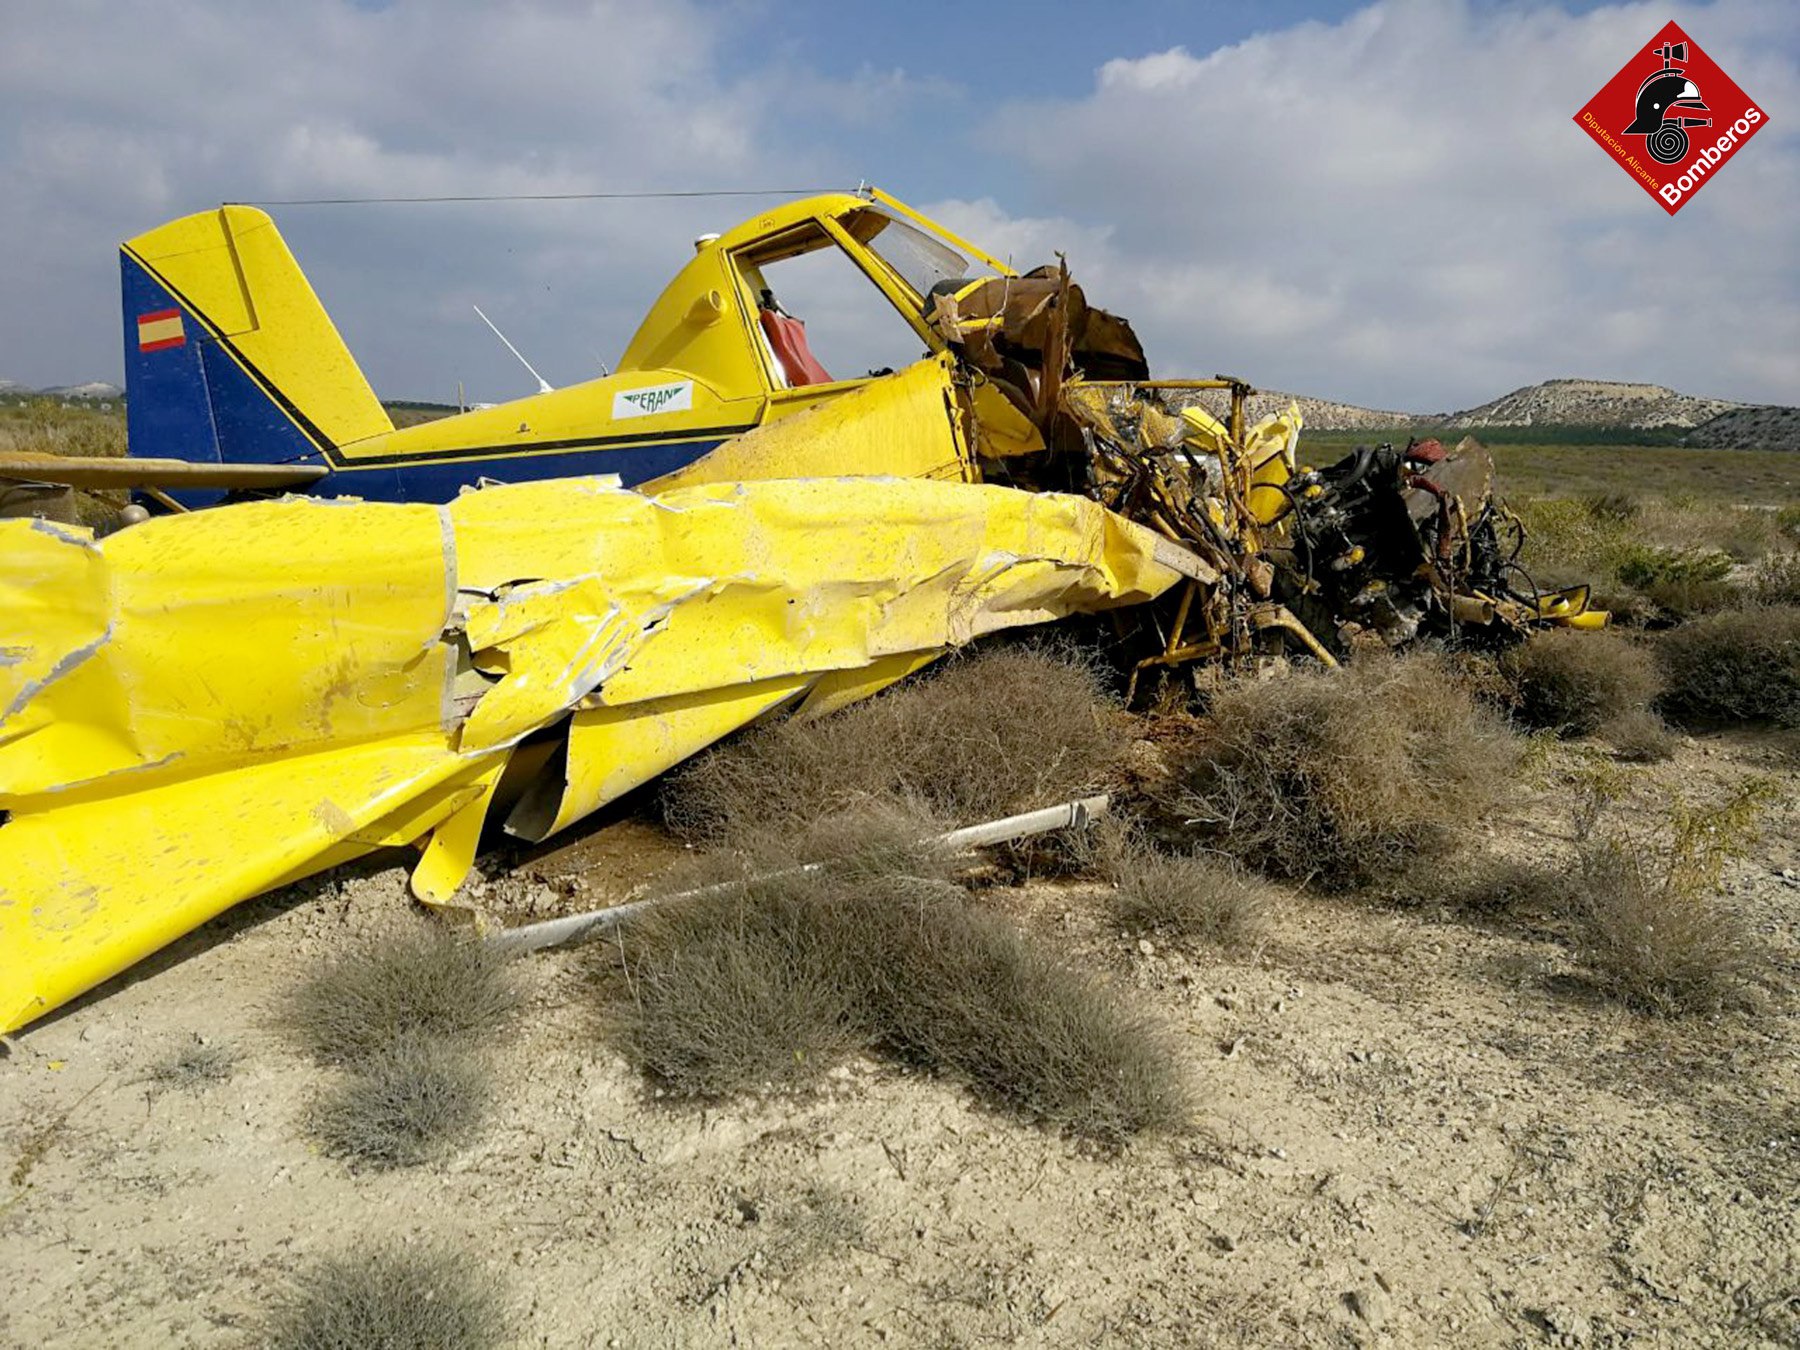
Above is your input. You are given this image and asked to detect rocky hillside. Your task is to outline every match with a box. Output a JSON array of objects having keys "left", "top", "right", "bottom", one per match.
[
  {"left": 1179, "top": 389, "right": 1437, "bottom": 432},
  {"left": 1191, "top": 378, "right": 1796, "bottom": 448},
  {"left": 0, "top": 379, "right": 123, "bottom": 402},
  {"left": 1681, "top": 404, "right": 1800, "bottom": 451},
  {"left": 1254, "top": 392, "right": 1434, "bottom": 431},
  {"left": 1442, "top": 379, "right": 1742, "bottom": 430}
]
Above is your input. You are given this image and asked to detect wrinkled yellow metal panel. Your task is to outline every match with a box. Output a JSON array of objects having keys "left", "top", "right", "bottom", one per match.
[
  {"left": 647, "top": 354, "right": 973, "bottom": 492},
  {"left": 0, "top": 476, "right": 1182, "bottom": 1032}
]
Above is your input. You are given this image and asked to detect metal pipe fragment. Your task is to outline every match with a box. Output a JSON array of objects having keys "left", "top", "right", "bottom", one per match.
[{"left": 488, "top": 793, "right": 1112, "bottom": 956}]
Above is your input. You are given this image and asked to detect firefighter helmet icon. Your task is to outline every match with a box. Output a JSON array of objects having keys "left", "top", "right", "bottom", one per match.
[{"left": 1625, "top": 41, "right": 1712, "bottom": 163}]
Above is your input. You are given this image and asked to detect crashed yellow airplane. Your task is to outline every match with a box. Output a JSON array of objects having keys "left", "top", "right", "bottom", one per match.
[{"left": 0, "top": 188, "right": 1596, "bottom": 1032}]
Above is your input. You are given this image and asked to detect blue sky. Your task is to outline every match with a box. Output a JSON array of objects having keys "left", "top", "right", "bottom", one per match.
[{"left": 1, "top": 0, "right": 1794, "bottom": 410}]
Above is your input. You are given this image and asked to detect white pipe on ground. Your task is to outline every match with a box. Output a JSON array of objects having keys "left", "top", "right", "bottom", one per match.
[{"left": 488, "top": 793, "right": 1111, "bottom": 956}]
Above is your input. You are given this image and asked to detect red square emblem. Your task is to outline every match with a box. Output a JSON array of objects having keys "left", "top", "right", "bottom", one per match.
[{"left": 1573, "top": 21, "right": 1768, "bottom": 215}]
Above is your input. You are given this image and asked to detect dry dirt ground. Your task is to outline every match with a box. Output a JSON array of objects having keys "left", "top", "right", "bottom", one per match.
[{"left": 3, "top": 733, "right": 1795, "bottom": 1348}]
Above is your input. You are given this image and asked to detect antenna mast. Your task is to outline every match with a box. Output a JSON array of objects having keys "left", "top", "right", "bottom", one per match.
[{"left": 472, "top": 304, "right": 554, "bottom": 394}]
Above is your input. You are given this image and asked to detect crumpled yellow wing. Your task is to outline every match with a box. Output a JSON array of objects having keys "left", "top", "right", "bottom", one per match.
[{"left": 0, "top": 475, "right": 1182, "bottom": 1031}]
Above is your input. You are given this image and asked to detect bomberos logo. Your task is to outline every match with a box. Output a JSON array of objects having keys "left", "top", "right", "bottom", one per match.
[{"left": 1573, "top": 21, "right": 1768, "bottom": 215}]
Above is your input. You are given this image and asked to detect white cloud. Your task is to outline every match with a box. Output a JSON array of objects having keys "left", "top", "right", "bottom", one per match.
[
  {"left": 979, "top": 0, "right": 1799, "bottom": 409},
  {"left": 0, "top": 0, "right": 1793, "bottom": 413},
  {"left": 0, "top": 0, "right": 863, "bottom": 397}
]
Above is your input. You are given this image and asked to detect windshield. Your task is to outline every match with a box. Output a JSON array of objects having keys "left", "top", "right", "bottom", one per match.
[{"left": 855, "top": 207, "right": 997, "bottom": 299}]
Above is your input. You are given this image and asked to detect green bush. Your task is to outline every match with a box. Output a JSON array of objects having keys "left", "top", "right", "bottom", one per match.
[{"left": 1615, "top": 545, "right": 1734, "bottom": 590}]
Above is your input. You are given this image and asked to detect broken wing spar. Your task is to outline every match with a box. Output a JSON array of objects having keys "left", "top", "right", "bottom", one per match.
[{"left": 0, "top": 475, "right": 1188, "bottom": 1033}]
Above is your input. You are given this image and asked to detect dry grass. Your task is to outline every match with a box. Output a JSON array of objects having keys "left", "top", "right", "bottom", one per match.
[
  {"left": 1748, "top": 552, "right": 1800, "bottom": 607},
  {"left": 1657, "top": 606, "right": 1800, "bottom": 728},
  {"left": 1501, "top": 629, "right": 1660, "bottom": 736},
  {"left": 1515, "top": 495, "right": 1793, "bottom": 620},
  {"left": 0, "top": 400, "right": 128, "bottom": 525},
  {"left": 264, "top": 1240, "right": 510, "bottom": 1350},
  {"left": 1109, "top": 847, "right": 1272, "bottom": 950},
  {"left": 306, "top": 1033, "right": 492, "bottom": 1170},
  {"left": 1599, "top": 709, "right": 1677, "bottom": 763},
  {"left": 283, "top": 926, "right": 521, "bottom": 1066},
  {"left": 1569, "top": 779, "right": 1779, "bottom": 1015},
  {"left": 1572, "top": 845, "right": 1755, "bottom": 1016},
  {"left": 0, "top": 398, "right": 125, "bottom": 460},
  {"left": 601, "top": 816, "right": 1190, "bottom": 1143},
  {"left": 1159, "top": 652, "right": 1519, "bottom": 889},
  {"left": 146, "top": 1039, "right": 237, "bottom": 1094},
  {"left": 282, "top": 926, "right": 521, "bottom": 1169},
  {"left": 662, "top": 644, "right": 1123, "bottom": 844},
  {"left": 1636, "top": 499, "right": 1783, "bottom": 562},
  {"left": 613, "top": 881, "right": 871, "bottom": 1099}
]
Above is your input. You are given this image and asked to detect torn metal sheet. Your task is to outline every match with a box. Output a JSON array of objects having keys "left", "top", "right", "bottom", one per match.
[{"left": 0, "top": 475, "right": 1184, "bottom": 1031}]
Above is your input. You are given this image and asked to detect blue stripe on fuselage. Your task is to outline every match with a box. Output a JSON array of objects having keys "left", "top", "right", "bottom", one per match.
[{"left": 312, "top": 437, "right": 725, "bottom": 503}]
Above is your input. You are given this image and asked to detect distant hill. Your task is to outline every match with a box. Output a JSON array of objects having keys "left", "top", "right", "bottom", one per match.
[
  {"left": 42, "top": 381, "right": 125, "bottom": 401},
  {"left": 1440, "top": 379, "right": 1742, "bottom": 430},
  {"left": 0, "top": 380, "right": 123, "bottom": 404},
  {"left": 1190, "top": 378, "right": 1794, "bottom": 450},
  {"left": 1680, "top": 404, "right": 1800, "bottom": 451}
]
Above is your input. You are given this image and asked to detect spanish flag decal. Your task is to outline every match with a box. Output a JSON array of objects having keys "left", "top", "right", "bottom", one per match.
[{"left": 137, "top": 308, "right": 185, "bottom": 352}]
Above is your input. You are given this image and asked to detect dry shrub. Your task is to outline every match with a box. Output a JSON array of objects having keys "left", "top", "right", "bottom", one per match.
[
  {"left": 602, "top": 816, "right": 1189, "bottom": 1143},
  {"left": 1565, "top": 777, "right": 1778, "bottom": 1015},
  {"left": 265, "top": 1240, "right": 510, "bottom": 1350},
  {"left": 147, "top": 1038, "right": 237, "bottom": 1093},
  {"left": 662, "top": 644, "right": 1122, "bottom": 844},
  {"left": 308, "top": 1032, "right": 492, "bottom": 1169},
  {"left": 873, "top": 896, "right": 1188, "bottom": 1142},
  {"left": 284, "top": 926, "right": 521, "bottom": 1066},
  {"left": 1432, "top": 855, "right": 1567, "bottom": 917},
  {"left": 1501, "top": 629, "right": 1660, "bottom": 735},
  {"left": 1658, "top": 606, "right": 1800, "bottom": 728},
  {"left": 1573, "top": 845, "right": 1755, "bottom": 1016},
  {"left": 1516, "top": 497, "right": 1779, "bottom": 615},
  {"left": 284, "top": 927, "right": 520, "bottom": 1169},
  {"left": 1580, "top": 491, "right": 1640, "bottom": 523},
  {"left": 1160, "top": 653, "right": 1519, "bottom": 889},
  {"left": 1110, "top": 848, "right": 1272, "bottom": 950},
  {"left": 1636, "top": 499, "right": 1780, "bottom": 563},
  {"left": 612, "top": 873, "right": 871, "bottom": 1099},
  {"left": 1599, "top": 708, "right": 1677, "bottom": 763},
  {"left": 1748, "top": 552, "right": 1800, "bottom": 606},
  {"left": 763, "top": 1185, "right": 865, "bottom": 1279}
]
